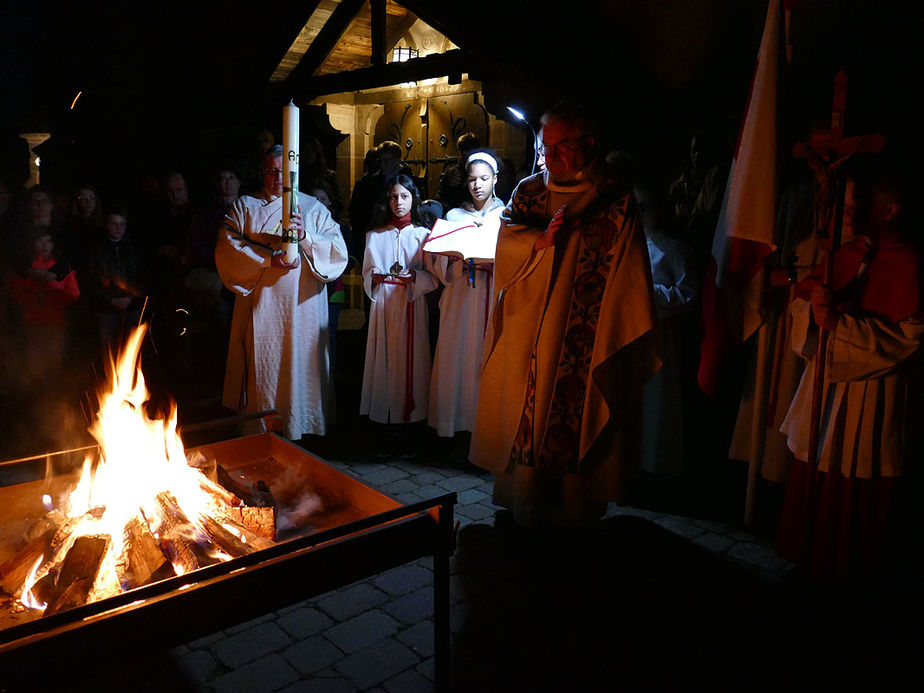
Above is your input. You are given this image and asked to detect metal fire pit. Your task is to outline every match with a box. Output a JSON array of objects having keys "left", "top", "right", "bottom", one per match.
[{"left": 0, "top": 433, "right": 456, "bottom": 690}]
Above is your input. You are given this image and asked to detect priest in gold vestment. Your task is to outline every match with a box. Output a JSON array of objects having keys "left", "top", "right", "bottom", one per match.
[{"left": 470, "top": 103, "right": 660, "bottom": 526}]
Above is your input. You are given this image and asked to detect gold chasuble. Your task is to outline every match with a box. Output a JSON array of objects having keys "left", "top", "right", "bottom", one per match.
[{"left": 471, "top": 170, "right": 660, "bottom": 526}]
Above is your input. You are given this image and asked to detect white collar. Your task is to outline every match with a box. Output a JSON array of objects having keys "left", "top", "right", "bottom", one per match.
[{"left": 545, "top": 168, "right": 595, "bottom": 193}]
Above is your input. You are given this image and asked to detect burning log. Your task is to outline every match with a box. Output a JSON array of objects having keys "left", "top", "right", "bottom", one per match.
[
  {"left": 118, "top": 516, "right": 175, "bottom": 590},
  {"left": 199, "top": 474, "right": 243, "bottom": 508},
  {"left": 0, "top": 510, "right": 70, "bottom": 597},
  {"left": 230, "top": 506, "right": 277, "bottom": 542},
  {"left": 44, "top": 534, "right": 111, "bottom": 616},
  {"left": 152, "top": 492, "right": 221, "bottom": 574},
  {"left": 217, "top": 465, "right": 277, "bottom": 541},
  {"left": 200, "top": 516, "right": 260, "bottom": 558},
  {"left": 189, "top": 456, "right": 278, "bottom": 541},
  {"left": 210, "top": 515, "right": 273, "bottom": 552},
  {"left": 217, "top": 464, "right": 275, "bottom": 507},
  {"left": 0, "top": 532, "right": 53, "bottom": 597}
]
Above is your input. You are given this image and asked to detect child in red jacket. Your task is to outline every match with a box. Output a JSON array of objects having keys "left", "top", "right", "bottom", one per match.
[{"left": 8, "top": 228, "right": 80, "bottom": 380}]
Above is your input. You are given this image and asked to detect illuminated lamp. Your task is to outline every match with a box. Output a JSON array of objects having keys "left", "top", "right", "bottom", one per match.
[{"left": 507, "top": 107, "right": 537, "bottom": 175}]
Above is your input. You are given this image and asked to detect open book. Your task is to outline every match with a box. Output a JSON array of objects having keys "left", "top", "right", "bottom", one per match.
[{"left": 422, "top": 215, "right": 501, "bottom": 264}]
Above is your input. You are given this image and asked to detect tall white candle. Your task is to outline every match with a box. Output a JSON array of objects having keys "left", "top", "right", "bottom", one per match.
[{"left": 282, "top": 100, "right": 300, "bottom": 264}]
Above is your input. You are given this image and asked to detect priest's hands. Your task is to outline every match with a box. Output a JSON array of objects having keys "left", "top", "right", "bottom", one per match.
[
  {"left": 534, "top": 204, "right": 568, "bottom": 251},
  {"left": 810, "top": 284, "right": 839, "bottom": 330}
]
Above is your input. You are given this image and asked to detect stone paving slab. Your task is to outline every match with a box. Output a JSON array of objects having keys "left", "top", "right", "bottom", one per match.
[
  {"left": 382, "top": 667, "right": 435, "bottom": 693},
  {"left": 211, "top": 621, "right": 294, "bottom": 669},
  {"left": 333, "top": 637, "right": 420, "bottom": 690},
  {"left": 361, "top": 467, "right": 409, "bottom": 487},
  {"left": 315, "top": 582, "right": 389, "bottom": 621},
  {"left": 456, "top": 501, "right": 496, "bottom": 522},
  {"left": 372, "top": 562, "right": 434, "bottom": 596},
  {"left": 436, "top": 475, "right": 484, "bottom": 492},
  {"left": 381, "top": 587, "right": 434, "bottom": 625},
  {"left": 277, "top": 606, "right": 335, "bottom": 640},
  {"left": 175, "top": 649, "right": 221, "bottom": 685},
  {"left": 653, "top": 514, "right": 709, "bottom": 539},
  {"left": 693, "top": 531, "right": 737, "bottom": 554},
  {"left": 279, "top": 677, "right": 357, "bottom": 693},
  {"left": 395, "top": 620, "right": 436, "bottom": 659},
  {"left": 283, "top": 636, "right": 345, "bottom": 676},
  {"left": 728, "top": 541, "right": 793, "bottom": 574},
  {"left": 210, "top": 652, "right": 300, "bottom": 693},
  {"left": 325, "top": 611, "right": 402, "bottom": 654}
]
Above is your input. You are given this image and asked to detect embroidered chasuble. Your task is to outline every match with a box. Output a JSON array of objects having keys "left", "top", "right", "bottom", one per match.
[
  {"left": 510, "top": 210, "right": 623, "bottom": 474},
  {"left": 471, "top": 170, "right": 660, "bottom": 525}
]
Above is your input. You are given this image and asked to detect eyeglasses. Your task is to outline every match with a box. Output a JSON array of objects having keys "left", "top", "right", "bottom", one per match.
[
  {"left": 76, "top": 195, "right": 96, "bottom": 202},
  {"left": 537, "top": 136, "right": 590, "bottom": 157},
  {"left": 262, "top": 167, "right": 283, "bottom": 176}
]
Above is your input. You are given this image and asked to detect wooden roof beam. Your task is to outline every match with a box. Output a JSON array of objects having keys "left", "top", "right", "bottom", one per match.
[
  {"left": 384, "top": 12, "right": 419, "bottom": 57},
  {"left": 371, "top": 0, "right": 387, "bottom": 66},
  {"left": 303, "top": 48, "right": 467, "bottom": 97},
  {"left": 286, "top": 0, "right": 369, "bottom": 91},
  {"left": 391, "top": 1, "right": 462, "bottom": 48}
]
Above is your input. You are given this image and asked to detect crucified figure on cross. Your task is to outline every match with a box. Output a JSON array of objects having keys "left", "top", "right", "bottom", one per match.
[{"left": 792, "top": 71, "right": 886, "bottom": 242}]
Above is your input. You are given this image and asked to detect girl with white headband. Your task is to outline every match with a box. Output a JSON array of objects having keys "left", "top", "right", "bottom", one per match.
[{"left": 427, "top": 151, "right": 505, "bottom": 442}]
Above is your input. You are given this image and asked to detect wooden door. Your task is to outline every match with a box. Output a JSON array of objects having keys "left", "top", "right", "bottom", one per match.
[
  {"left": 373, "top": 92, "right": 490, "bottom": 200},
  {"left": 426, "top": 94, "right": 490, "bottom": 199},
  {"left": 374, "top": 98, "right": 427, "bottom": 192}
]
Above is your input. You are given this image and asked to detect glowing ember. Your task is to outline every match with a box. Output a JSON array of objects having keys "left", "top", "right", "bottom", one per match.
[{"left": 17, "top": 324, "right": 250, "bottom": 612}]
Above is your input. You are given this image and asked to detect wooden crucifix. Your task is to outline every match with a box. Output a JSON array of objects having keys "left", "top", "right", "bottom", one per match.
[
  {"left": 796, "top": 71, "right": 886, "bottom": 471},
  {"left": 792, "top": 71, "right": 886, "bottom": 240}
]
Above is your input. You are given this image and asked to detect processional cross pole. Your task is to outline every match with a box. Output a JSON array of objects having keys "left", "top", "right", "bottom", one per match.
[{"left": 795, "top": 71, "right": 885, "bottom": 471}]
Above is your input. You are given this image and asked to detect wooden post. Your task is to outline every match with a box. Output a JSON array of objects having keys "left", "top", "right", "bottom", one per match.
[
  {"left": 370, "top": 0, "right": 387, "bottom": 67},
  {"left": 807, "top": 177, "right": 850, "bottom": 469},
  {"left": 744, "top": 318, "right": 773, "bottom": 526},
  {"left": 791, "top": 71, "right": 884, "bottom": 471},
  {"left": 433, "top": 499, "right": 454, "bottom": 693}
]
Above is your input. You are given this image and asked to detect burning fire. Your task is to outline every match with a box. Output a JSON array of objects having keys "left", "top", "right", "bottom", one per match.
[{"left": 18, "top": 325, "right": 242, "bottom": 612}]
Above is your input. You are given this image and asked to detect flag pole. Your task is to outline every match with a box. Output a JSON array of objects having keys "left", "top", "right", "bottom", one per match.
[
  {"left": 744, "top": 312, "right": 773, "bottom": 526},
  {"left": 806, "top": 176, "right": 848, "bottom": 470}
]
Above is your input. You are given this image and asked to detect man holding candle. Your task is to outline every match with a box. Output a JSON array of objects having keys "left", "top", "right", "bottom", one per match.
[{"left": 216, "top": 145, "right": 348, "bottom": 440}]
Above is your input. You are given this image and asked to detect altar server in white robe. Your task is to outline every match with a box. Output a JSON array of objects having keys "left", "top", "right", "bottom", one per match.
[
  {"left": 427, "top": 152, "right": 505, "bottom": 437},
  {"left": 216, "top": 145, "right": 348, "bottom": 440},
  {"left": 361, "top": 174, "right": 437, "bottom": 456}
]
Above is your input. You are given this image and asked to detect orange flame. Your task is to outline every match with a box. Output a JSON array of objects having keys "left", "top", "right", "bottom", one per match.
[{"left": 21, "top": 324, "right": 231, "bottom": 610}]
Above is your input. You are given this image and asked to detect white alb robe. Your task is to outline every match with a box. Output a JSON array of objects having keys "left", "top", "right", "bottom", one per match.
[
  {"left": 360, "top": 223, "right": 437, "bottom": 423},
  {"left": 427, "top": 198, "right": 505, "bottom": 436},
  {"left": 780, "top": 299, "right": 923, "bottom": 478},
  {"left": 216, "top": 191, "right": 347, "bottom": 439}
]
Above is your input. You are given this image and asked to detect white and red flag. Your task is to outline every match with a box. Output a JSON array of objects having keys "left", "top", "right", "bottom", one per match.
[{"left": 697, "top": 0, "right": 784, "bottom": 397}]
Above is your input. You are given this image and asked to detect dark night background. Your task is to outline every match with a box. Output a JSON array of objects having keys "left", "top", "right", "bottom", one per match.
[{"left": 2, "top": 0, "right": 922, "bottom": 200}]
